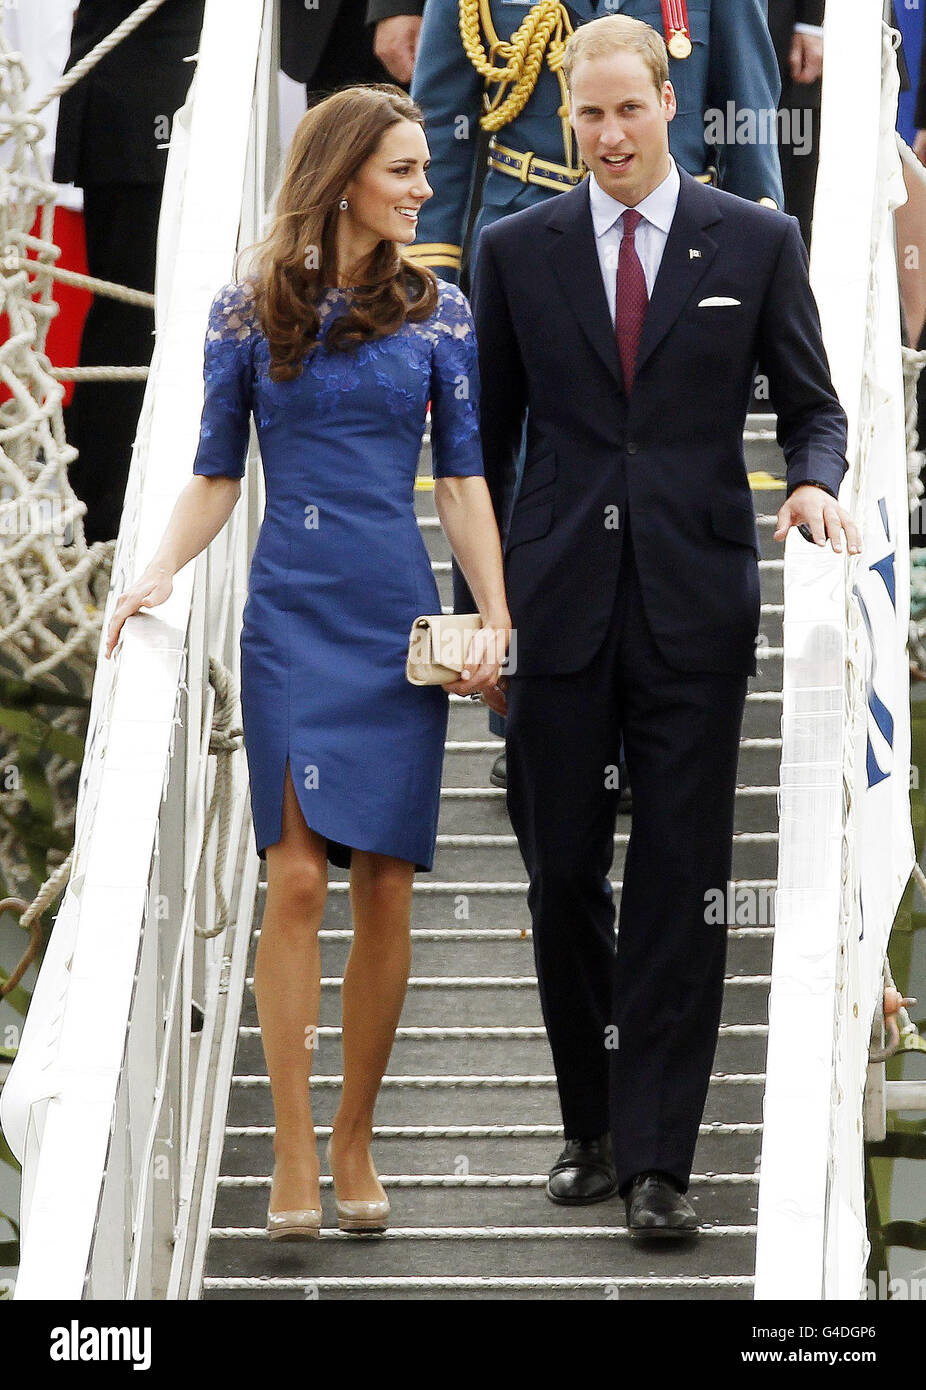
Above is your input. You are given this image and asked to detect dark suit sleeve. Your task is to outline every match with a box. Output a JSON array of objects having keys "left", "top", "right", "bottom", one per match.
[
  {"left": 795, "top": 0, "right": 824, "bottom": 26},
  {"left": 365, "top": 0, "right": 424, "bottom": 24},
  {"left": 754, "top": 216, "right": 848, "bottom": 498},
  {"left": 451, "top": 230, "right": 528, "bottom": 614}
]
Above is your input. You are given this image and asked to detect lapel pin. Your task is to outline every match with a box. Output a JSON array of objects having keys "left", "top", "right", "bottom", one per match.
[{"left": 689, "top": 248, "right": 702, "bottom": 260}]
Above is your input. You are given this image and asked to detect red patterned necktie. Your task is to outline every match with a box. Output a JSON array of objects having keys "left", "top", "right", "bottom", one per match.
[{"left": 615, "top": 208, "right": 648, "bottom": 393}]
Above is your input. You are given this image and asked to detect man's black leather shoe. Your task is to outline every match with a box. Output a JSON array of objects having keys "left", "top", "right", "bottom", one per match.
[
  {"left": 490, "top": 750, "right": 506, "bottom": 787},
  {"left": 546, "top": 1136, "right": 618, "bottom": 1205},
  {"left": 624, "top": 1171, "right": 700, "bottom": 1237}
]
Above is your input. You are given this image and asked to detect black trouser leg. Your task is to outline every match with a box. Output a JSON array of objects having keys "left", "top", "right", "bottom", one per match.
[
  {"left": 64, "top": 182, "right": 162, "bottom": 543},
  {"left": 608, "top": 521, "right": 748, "bottom": 1194},
  {"left": 504, "top": 609, "right": 622, "bottom": 1140}
]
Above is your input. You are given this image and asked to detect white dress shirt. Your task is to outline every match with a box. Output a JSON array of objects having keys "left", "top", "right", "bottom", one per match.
[{"left": 588, "top": 156, "right": 681, "bottom": 328}]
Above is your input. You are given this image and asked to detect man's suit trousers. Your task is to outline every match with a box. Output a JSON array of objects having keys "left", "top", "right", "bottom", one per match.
[
  {"left": 64, "top": 183, "right": 162, "bottom": 544},
  {"left": 504, "top": 508, "right": 749, "bottom": 1193}
]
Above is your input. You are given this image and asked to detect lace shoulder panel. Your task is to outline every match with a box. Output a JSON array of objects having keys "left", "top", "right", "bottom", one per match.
[
  {"left": 430, "top": 277, "right": 475, "bottom": 341},
  {"left": 205, "top": 279, "right": 259, "bottom": 345}
]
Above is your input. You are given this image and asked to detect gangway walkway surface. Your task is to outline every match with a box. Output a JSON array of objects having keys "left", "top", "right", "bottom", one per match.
[{"left": 200, "top": 417, "right": 787, "bottom": 1300}]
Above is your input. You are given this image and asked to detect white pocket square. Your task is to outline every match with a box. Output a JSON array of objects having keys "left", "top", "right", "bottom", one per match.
[{"left": 698, "top": 296, "right": 741, "bottom": 307}]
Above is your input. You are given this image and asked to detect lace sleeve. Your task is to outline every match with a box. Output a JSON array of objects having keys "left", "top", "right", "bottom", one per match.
[
  {"left": 428, "top": 281, "right": 485, "bottom": 479},
  {"left": 191, "top": 281, "right": 255, "bottom": 480}
]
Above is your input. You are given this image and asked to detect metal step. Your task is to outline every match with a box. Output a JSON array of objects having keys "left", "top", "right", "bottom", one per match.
[{"left": 200, "top": 428, "right": 784, "bottom": 1300}]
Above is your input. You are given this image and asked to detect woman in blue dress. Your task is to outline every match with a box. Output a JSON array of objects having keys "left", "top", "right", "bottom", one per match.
[{"left": 105, "top": 85, "right": 511, "bottom": 1238}]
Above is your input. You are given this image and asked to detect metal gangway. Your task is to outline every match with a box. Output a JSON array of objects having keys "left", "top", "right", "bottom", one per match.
[{"left": 0, "top": 0, "right": 916, "bottom": 1299}]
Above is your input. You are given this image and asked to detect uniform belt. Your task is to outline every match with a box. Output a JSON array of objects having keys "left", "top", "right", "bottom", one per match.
[
  {"left": 487, "top": 137, "right": 586, "bottom": 191},
  {"left": 487, "top": 137, "right": 718, "bottom": 190}
]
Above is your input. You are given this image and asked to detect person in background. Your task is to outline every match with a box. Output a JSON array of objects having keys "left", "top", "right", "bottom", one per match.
[
  {"left": 767, "top": 0, "right": 824, "bottom": 250},
  {"left": 53, "top": 0, "right": 205, "bottom": 545},
  {"left": 394, "top": 0, "right": 785, "bottom": 793},
  {"left": 280, "top": 0, "right": 401, "bottom": 104},
  {"left": 467, "top": 12, "right": 856, "bottom": 1229},
  {"left": 366, "top": 0, "right": 423, "bottom": 86},
  {"left": 106, "top": 86, "right": 509, "bottom": 1240}
]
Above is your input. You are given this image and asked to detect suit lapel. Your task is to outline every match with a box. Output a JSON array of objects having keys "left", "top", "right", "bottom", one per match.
[
  {"left": 544, "top": 168, "right": 724, "bottom": 394},
  {"left": 634, "top": 170, "right": 723, "bottom": 378}
]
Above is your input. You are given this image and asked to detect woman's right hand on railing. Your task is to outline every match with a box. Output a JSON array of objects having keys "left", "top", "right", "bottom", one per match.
[{"left": 105, "top": 565, "right": 174, "bottom": 660}]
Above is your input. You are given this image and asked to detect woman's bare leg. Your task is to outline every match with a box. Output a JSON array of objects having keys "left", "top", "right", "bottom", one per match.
[
  {"left": 329, "top": 849, "right": 415, "bottom": 1200},
  {"left": 256, "top": 756, "right": 329, "bottom": 1213}
]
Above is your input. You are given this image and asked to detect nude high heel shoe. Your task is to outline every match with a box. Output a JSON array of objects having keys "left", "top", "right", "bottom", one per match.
[
  {"left": 266, "top": 1205, "right": 323, "bottom": 1240},
  {"left": 326, "top": 1139, "right": 390, "bottom": 1234},
  {"left": 266, "top": 1165, "right": 323, "bottom": 1240}
]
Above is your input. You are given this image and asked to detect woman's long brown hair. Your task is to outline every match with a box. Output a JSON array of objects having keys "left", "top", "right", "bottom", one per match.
[{"left": 235, "top": 84, "right": 439, "bottom": 382}]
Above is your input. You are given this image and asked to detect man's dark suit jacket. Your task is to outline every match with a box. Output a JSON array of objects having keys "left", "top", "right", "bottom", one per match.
[
  {"left": 455, "top": 168, "right": 848, "bottom": 679},
  {"left": 280, "top": 0, "right": 393, "bottom": 91},
  {"left": 53, "top": 0, "right": 205, "bottom": 187}
]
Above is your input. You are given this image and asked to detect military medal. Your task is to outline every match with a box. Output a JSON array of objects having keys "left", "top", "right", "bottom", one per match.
[{"left": 661, "top": 0, "right": 693, "bottom": 58}]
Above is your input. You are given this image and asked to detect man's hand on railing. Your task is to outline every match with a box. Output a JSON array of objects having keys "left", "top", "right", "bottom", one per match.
[
  {"left": 105, "top": 566, "right": 173, "bottom": 659},
  {"left": 773, "top": 484, "right": 862, "bottom": 554}
]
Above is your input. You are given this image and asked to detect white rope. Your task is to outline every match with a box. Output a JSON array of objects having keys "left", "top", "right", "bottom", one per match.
[
  {"left": 194, "top": 657, "right": 245, "bottom": 938},
  {"left": 46, "top": 366, "right": 149, "bottom": 381},
  {"left": 901, "top": 343, "right": 926, "bottom": 513},
  {"left": 2, "top": 254, "right": 156, "bottom": 307}
]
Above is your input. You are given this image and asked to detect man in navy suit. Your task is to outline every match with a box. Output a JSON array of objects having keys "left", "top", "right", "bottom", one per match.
[
  {"left": 453, "top": 13, "right": 860, "bottom": 1234},
  {"left": 405, "top": 0, "right": 784, "bottom": 792}
]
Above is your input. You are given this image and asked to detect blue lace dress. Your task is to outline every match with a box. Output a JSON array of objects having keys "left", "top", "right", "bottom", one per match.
[{"left": 191, "top": 277, "right": 485, "bottom": 870}]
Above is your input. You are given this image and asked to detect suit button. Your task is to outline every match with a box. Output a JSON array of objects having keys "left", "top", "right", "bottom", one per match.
[{"left": 626, "top": 442, "right": 639, "bottom": 455}]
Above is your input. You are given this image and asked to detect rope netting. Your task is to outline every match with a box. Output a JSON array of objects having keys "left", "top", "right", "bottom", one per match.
[{"left": 0, "top": 20, "right": 113, "bottom": 907}]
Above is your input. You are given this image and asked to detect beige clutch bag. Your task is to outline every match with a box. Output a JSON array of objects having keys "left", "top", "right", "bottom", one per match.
[{"left": 406, "top": 613, "right": 484, "bottom": 685}]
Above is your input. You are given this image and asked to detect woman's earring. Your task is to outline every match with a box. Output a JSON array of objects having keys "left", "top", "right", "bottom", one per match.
[{"left": 338, "top": 197, "right": 349, "bottom": 211}]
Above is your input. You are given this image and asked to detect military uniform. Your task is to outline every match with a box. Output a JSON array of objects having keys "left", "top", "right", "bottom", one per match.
[{"left": 401, "top": 0, "right": 784, "bottom": 280}]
